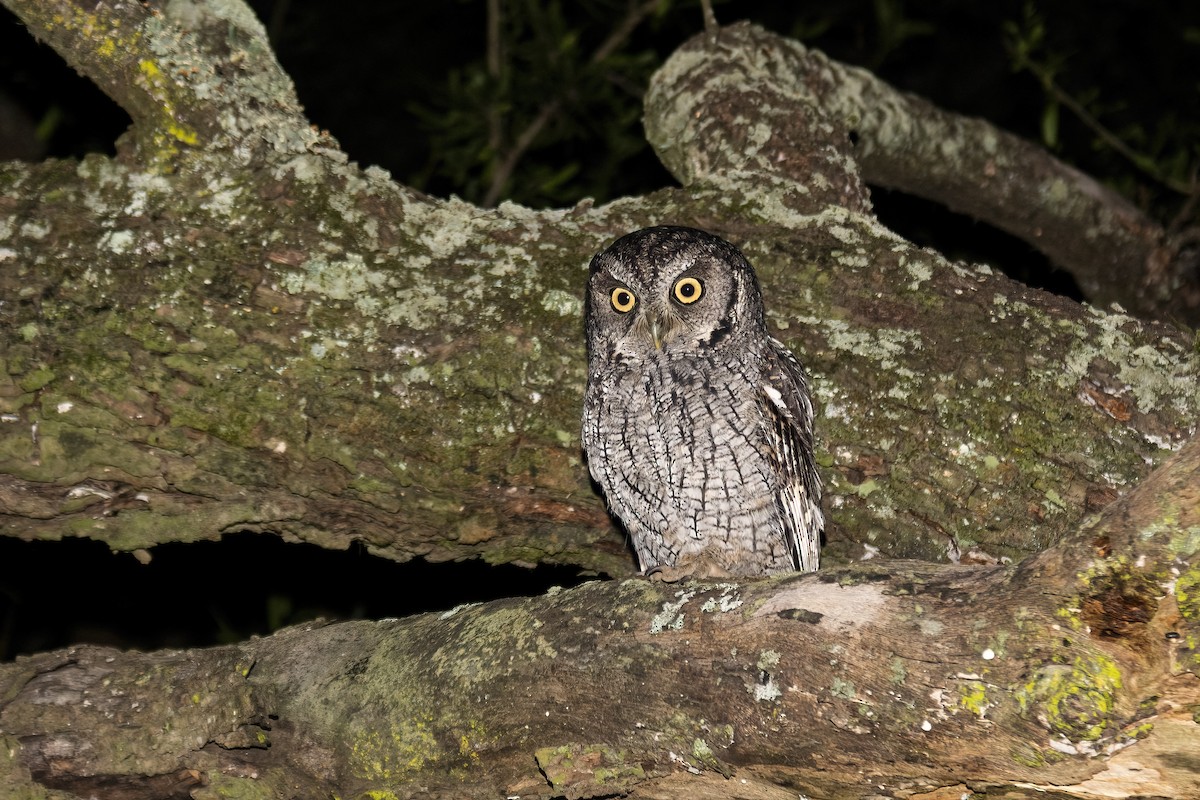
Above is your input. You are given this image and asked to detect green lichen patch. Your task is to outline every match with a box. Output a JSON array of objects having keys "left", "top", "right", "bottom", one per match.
[
  {"left": 830, "top": 677, "right": 856, "bottom": 700},
  {"left": 534, "top": 743, "right": 646, "bottom": 795},
  {"left": 190, "top": 772, "right": 276, "bottom": 800},
  {"left": 31, "top": 419, "right": 164, "bottom": 482},
  {"left": 1017, "top": 654, "right": 1123, "bottom": 742},
  {"left": 456, "top": 718, "right": 492, "bottom": 768},
  {"left": 958, "top": 681, "right": 990, "bottom": 717},
  {"left": 1175, "top": 565, "right": 1200, "bottom": 621},
  {"left": 430, "top": 604, "right": 558, "bottom": 688},
  {"left": 691, "top": 736, "right": 733, "bottom": 778},
  {"left": 351, "top": 716, "right": 442, "bottom": 782},
  {"left": 18, "top": 367, "right": 55, "bottom": 392},
  {"left": 1009, "top": 741, "right": 1052, "bottom": 769}
]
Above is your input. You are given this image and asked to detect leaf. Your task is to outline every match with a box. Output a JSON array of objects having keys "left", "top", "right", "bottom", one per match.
[{"left": 1041, "top": 100, "right": 1060, "bottom": 148}]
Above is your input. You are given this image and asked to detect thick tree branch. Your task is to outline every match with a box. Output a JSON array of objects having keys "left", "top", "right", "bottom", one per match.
[
  {"left": 842, "top": 70, "right": 1194, "bottom": 324},
  {"left": 6, "top": 0, "right": 321, "bottom": 166},
  {"left": 1, "top": 9, "right": 1197, "bottom": 576},
  {"left": 3, "top": 441, "right": 1199, "bottom": 798},
  {"left": 648, "top": 23, "right": 1197, "bottom": 324}
]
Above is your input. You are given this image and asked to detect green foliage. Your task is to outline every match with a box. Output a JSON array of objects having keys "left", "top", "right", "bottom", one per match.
[
  {"left": 403, "top": 0, "right": 1196, "bottom": 222},
  {"left": 410, "top": 0, "right": 672, "bottom": 208},
  {"left": 406, "top": 0, "right": 976, "bottom": 209},
  {"left": 1004, "top": 2, "right": 1200, "bottom": 215},
  {"left": 868, "top": 0, "right": 934, "bottom": 67}
]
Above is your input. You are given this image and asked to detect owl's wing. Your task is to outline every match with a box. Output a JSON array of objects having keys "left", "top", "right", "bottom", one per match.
[{"left": 760, "top": 340, "right": 823, "bottom": 572}]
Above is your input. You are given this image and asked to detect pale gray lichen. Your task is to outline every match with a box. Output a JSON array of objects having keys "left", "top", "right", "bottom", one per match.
[
  {"left": 753, "top": 678, "right": 781, "bottom": 702},
  {"left": 540, "top": 289, "right": 582, "bottom": 317},
  {"left": 830, "top": 677, "right": 857, "bottom": 700},
  {"left": 699, "top": 584, "right": 744, "bottom": 613},
  {"left": 101, "top": 230, "right": 135, "bottom": 254},
  {"left": 1057, "top": 305, "right": 1200, "bottom": 421},
  {"left": 438, "top": 602, "right": 483, "bottom": 620},
  {"left": 650, "top": 589, "right": 696, "bottom": 634},
  {"left": 753, "top": 650, "right": 784, "bottom": 702},
  {"left": 805, "top": 318, "right": 924, "bottom": 372},
  {"left": 756, "top": 649, "right": 781, "bottom": 671},
  {"left": 918, "top": 619, "right": 944, "bottom": 636},
  {"left": 20, "top": 220, "right": 51, "bottom": 240},
  {"left": 903, "top": 257, "right": 933, "bottom": 290}
]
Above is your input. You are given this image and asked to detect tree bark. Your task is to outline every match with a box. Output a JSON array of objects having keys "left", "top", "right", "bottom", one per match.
[
  {"left": 643, "top": 25, "right": 1200, "bottom": 325},
  {"left": 4, "top": 439, "right": 1199, "bottom": 798},
  {"left": 1, "top": 2, "right": 1199, "bottom": 798},
  {"left": 0, "top": 6, "right": 1195, "bottom": 572}
]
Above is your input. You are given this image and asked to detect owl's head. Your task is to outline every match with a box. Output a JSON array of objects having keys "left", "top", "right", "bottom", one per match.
[{"left": 585, "top": 226, "right": 766, "bottom": 360}]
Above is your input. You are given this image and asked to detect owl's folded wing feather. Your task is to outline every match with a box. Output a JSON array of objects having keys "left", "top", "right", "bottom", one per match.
[{"left": 760, "top": 341, "right": 823, "bottom": 572}]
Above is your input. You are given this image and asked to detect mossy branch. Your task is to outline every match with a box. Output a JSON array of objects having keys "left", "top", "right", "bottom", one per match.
[
  {"left": 5, "top": 0, "right": 318, "bottom": 166},
  {"left": 1, "top": 4, "right": 1198, "bottom": 580},
  {"left": 2, "top": 441, "right": 1198, "bottom": 797},
  {"left": 648, "top": 23, "right": 1197, "bottom": 324}
]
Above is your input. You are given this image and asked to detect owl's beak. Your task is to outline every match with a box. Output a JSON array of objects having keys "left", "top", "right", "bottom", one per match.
[
  {"left": 648, "top": 317, "right": 664, "bottom": 350},
  {"left": 641, "top": 308, "right": 676, "bottom": 350}
]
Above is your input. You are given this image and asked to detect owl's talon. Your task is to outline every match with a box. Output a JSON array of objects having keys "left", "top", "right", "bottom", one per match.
[
  {"left": 644, "top": 556, "right": 732, "bottom": 583},
  {"left": 644, "top": 564, "right": 689, "bottom": 583}
]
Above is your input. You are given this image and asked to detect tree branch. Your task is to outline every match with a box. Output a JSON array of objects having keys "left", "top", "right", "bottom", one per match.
[
  {"left": 6, "top": 0, "right": 321, "bottom": 167},
  {"left": 1, "top": 10, "right": 1197, "bottom": 576},
  {"left": 648, "top": 23, "right": 1198, "bottom": 324},
  {"left": 3, "top": 441, "right": 1198, "bottom": 798}
]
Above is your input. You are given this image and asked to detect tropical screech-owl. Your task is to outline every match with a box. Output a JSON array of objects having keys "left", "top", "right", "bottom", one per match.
[{"left": 582, "top": 226, "right": 823, "bottom": 578}]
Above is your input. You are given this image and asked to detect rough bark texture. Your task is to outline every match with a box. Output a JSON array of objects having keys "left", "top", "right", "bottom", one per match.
[
  {"left": 0, "top": 9, "right": 1195, "bottom": 573},
  {"left": 643, "top": 27, "right": 1200, "bottom": 325},
  {"left": 1, "top": 3, "right": 1199, "bottom": 798},
  {"left": 4, "top": 440, "right": 1200, "bottom": 799}
]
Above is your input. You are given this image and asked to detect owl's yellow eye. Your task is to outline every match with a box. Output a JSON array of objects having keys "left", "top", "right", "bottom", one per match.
[
  {"left": 673, "top": 277, "right": 703, "bottom": 304},
  {"left": 610, "top": 287, "right": 636, "bottom": 313}
]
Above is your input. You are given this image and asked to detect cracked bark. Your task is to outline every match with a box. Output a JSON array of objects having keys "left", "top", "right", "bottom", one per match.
[
  {"left": 4, "top": 440, "right": 1200, "bottom": 798},
  {"left": 1, "top": 3, "right": 1199, "bottom": 798}
]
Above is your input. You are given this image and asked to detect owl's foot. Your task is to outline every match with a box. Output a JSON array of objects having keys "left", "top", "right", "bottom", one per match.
[{"left": 645, "top": 555, "right": 733, "bottom": 583}]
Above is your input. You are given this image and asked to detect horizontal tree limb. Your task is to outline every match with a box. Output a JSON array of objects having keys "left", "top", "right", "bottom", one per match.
[{"left": 3, "top": 440, "right": 1198, "bottom": 798}]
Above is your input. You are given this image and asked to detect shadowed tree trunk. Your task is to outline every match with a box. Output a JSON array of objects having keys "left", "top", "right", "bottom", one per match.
[{"left": 1, "top": 2, "right": 1198, "bottom": 798}]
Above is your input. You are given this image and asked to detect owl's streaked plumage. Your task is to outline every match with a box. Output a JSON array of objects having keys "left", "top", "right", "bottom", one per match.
[{"left": 582, "top": 226, "right": 823, "bottom": 578}]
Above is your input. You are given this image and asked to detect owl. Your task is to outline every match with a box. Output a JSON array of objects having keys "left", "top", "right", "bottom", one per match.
[{"left": 582, "top": 226, "right": 823, "bottom": 578}]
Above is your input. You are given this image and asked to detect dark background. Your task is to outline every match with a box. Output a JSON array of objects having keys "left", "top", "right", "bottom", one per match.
[{"left": 1, "top": 0, "right": 1197, "bottom": 660}]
